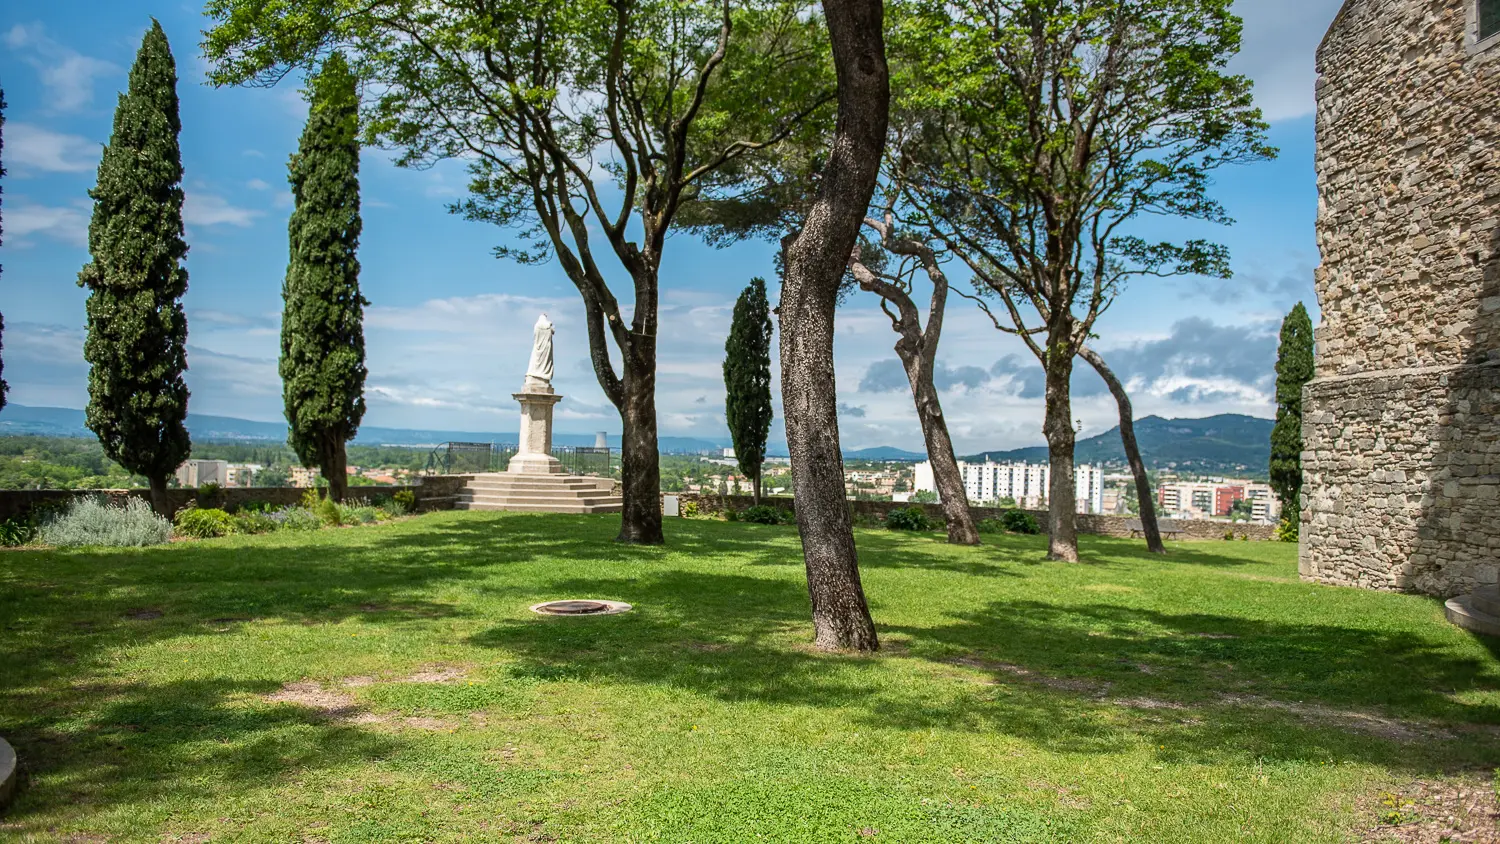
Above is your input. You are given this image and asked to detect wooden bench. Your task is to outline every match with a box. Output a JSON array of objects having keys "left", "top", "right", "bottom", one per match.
[{"left": 1125, "top": 518, "right": 1182, "bottom": 540}]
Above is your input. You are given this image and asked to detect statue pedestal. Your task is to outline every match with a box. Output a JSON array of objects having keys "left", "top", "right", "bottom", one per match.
[{"left": 511, "top": 387, "right": 564, "bottom": 474}]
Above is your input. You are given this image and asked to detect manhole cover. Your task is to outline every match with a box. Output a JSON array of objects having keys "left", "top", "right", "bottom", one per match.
[{"left": 530, "top": 599, "right": 632, "bottom": 616}]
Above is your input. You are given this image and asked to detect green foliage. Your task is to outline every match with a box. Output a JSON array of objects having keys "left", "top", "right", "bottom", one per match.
[
  {"left": 316, "top": 495, "right": 342, "bottom": 526},
  {"left": 268, "top": 505, "right": 322, "bottom": 531},
  {"left": 233, "top": 509, "right": 279, "bottom": 534},
  {"left": 175, "top": 507, "right": 238, "bottom": 539},
  {"left": 736, "top": 504, "right": 789, "bottom": 525},
  {"left": 1270, "top": 303, "right": 1314, "bottom": 526},
  {"left": 253, "top": 466, "right": 292, "bottom": 487},
  {"left": 724, "top": 278, "right": 774, "bottom": 498},
  {"left": 40, "top": 497, "right": 172, "bottom": 547},
  {"left": 680, "top": 500, "right": 701, "bottom": 519},
  {"left": 885, "top": 506, "right": 937, "bottom": 532},
  {"left": 341, "top": 503, "right": 381, "bottom": 524},
  {"left": 0, "top": 436, "right": 141, "bottom": 489},
  {"left": 77, "top": 20, "right": 192, "bottom": 492},
  {"left": 910, "top": 490, "right": 939, "bottom": 504},
  {"left": 979, "top": 509, "right": 1041, "bottom": 536},
  {"left": 392, "top": 489, "right": 416, "bottom": 512},
  {"left": 282, "top": 53, "right": 367, "bottom": 489},
  {"left": 1276, "top": 517, "right": 1299, "bottom": 543}
]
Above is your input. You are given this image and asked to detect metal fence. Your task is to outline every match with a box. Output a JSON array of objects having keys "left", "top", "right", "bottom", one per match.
[{"left": 424, "top": 442, "right": 619, "bottom": 478}]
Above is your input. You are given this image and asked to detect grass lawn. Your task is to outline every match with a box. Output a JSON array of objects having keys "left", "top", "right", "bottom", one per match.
[{"left": 2, "top": 512, "right": 1498, "bottom": 842}]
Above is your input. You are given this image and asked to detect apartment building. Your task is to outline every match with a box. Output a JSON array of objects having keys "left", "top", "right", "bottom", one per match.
[{"left": 913, "top": 460, "right": 1105, "bottom": 514}]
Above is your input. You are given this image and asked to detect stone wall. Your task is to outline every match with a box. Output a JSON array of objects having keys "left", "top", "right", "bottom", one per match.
[
  {"left": 1303, "top": 0, "right": 1500, "bottom": 596},
  {"left": 667, "top": 493, "right": 1279, "bottom": 542},
  {"left": 0, "top": 476, "right": 468, "bottom": 523}
]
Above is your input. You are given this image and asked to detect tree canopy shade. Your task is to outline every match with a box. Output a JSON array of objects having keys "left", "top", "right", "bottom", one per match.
[
  {"left": 724, "top": 277, "right": 774, "bottom": 505},
  {"left": 282, "top": 53, "right": 367, "bottom": 504},
  {"left": 889, "top": 0, "right": 1274, "bottom": 561},
  {"left": 78, "top": 20, "right": 192, "bottom": 514},
  {"left": 1270, "top": 302, "right": 1313, "bottom": 536},
  {"left": 203, "top": 0, "right": 836, "bottom": 545}
]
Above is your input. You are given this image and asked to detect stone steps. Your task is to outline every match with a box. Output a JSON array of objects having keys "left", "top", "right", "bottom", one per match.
[
  {"left": 1445, "top": 585, "right": 1500, "bottom": 637},
  {"left": 454, "top": 472, "right": 621, "bottom": 514}
]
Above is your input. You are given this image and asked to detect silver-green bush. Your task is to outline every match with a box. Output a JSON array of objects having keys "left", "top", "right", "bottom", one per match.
[{"left": 41, "top": 497, "right": 172, "bottom": 548}]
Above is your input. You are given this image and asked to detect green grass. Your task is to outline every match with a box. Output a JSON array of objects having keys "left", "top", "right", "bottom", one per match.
[{"left": 1, "top": 512, "right": 1497, "bottom": 842}]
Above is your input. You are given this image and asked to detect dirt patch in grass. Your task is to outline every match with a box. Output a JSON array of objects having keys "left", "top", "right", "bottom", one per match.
[
  {"left": 124, "top": 609, "right": 163, "bottom": 621},
  {"left": 403, "top": 665, "right": 468, "bottom": 684},
  {"left": 265, "top": 681, "right": 372, "bottom": 723},
  {"left": 1358, "top": 774, "right": 1500, "bottom": 842},
  {"left": 944, "top": 656, "right": 1107, "bottom": 696}
]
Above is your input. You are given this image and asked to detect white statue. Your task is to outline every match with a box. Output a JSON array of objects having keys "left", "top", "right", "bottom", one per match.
[{"left": 525, "top": 313, "right": 555, "bottom": 386}]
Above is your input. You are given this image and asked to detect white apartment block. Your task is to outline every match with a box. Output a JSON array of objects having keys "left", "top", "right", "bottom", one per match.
[
  {"left": 175, "top": 459, "right": 227, "bottom": 488},
  {"left": 914, "top": 460, "right": 1105, "bottom": 514}
]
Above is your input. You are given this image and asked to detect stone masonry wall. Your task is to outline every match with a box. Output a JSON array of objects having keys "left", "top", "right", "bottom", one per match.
[
  {"left": 668, "top": 493, "right": 1279, "bottom": 542},
  {"left": 1303, "top": 0, "right": 1500, "bottom": 596}
]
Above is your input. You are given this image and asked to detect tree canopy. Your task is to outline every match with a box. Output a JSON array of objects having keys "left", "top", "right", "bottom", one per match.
[{"left": 724, "top": 277, "right": 774, "bottom": 504}]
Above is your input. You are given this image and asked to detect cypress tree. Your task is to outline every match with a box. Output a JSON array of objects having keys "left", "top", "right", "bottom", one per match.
[
  {"left": 282, "top": 53, "right": 366, "bottom": 502},
  {"left": 1, "top": 86, "right": 8, "bottom": 411},
  {"left": 1270, "top": 302, "right": 1315, "bottom": 537},
  {"left": 78, "top": 20, "right": 191, "bottom": 513},
  {"left": 723, "top": 277, "right": 773, "bottom": 505}
]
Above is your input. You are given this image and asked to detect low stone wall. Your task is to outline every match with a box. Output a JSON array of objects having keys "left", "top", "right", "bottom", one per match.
[
  {"left": 665, "top": 492, "right": 1278, "bottom": 541},
  {"left": 0, "top": 476, "right": 469, "bottom": 522}
]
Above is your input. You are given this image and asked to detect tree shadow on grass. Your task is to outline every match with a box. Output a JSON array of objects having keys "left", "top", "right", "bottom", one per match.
[{"left": 465, "top": 566, "right": 1500, "bottom": 774}]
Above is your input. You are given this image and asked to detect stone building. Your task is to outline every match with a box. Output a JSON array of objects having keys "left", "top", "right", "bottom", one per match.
[{"left": 1301, "top": 0, "right": 1500, "bottom": 596}]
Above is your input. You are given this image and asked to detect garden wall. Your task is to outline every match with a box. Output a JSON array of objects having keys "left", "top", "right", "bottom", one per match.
[
  {"left": 0, "top": 474, "right": 471, "bottom": 522},
  {"left": 667, "top": 493, "right": 1278, "bottom": 541}
]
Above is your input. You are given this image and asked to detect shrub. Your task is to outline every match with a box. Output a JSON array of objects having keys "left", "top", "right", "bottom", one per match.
[
  {"left": 377, "top": 497, "right": 409, "bottom": 518},
  {"left": 681, "top": 500, "right": 700, "bottom": 519},
  {"left": 343, "top": 504, "right": 381, "bottom": 525},
  {"left": 737, "top": 504, "right": 788, "bottom": 525},
  {"left": 393, "top": 489, "right": 417, "bottom": 511},
  {"left": 237, "top": 500, "right": 276, "bottom": 514},
  {"left": 1223, "top": 528, "right": 1236, "bottom": 541},
  {"left": 268, "top": 506, "right": 322, "bottom": 532},
  {"left": 234, "top": 510, "right": 279, "bottom": 534},
  {"left": 998, "top": 509, "right": 1041, "bottom": 535},
  {"left": 196, "top": 481, "right": 224, "bottom": 504},
  {"left": 1276, "top": 517, "right": 1298, "bottom": 543},
  {"left": 317, "top": 496, "right": 343, "bottom": 526},
  {"left": 0, "top": 517, "right": 37, "bottom": 547},
  {"left": 300, "top": 487, "right": 323, "bottom": 509},
  {"left": 40, "top": 497, "right": 172, "bottom": 548},
  {"left": 885, "top": 506, "right": 936, "bottom": 532},
  {"left": 175, "top": 507, "right": 238, "bottom": 539}
]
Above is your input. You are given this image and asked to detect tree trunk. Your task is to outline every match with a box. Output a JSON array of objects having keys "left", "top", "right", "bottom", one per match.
[
  {"left": 617, "top": 339, "right": 664, "bottom": 545},
  {"left": 148, "top": 474, "right": 170, "bottom": 517},
  {"left": 324, "top": 440, "right": 349, "bottom": 503},
  {"left": 906, "top": 361, "right": 979, "bottom": 545},
  {"left": 753, "top": 467, "right": 762, "bottom": 506},
  {"left": 1043, "top": 331, "right": 1079, "bottom": 562},
  {"left": 778, "top": 0, "right": 887, "bottom": 653},
  {"left": 1079, "top": 345, "right": 1164, "bottom": 554}
]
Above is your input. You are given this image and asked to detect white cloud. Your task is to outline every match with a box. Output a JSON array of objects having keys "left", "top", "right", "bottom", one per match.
[
  {"left": 246, "top": 178, "right": 272, "bottom": 191},
  {"left": 5, "top": 23, "right": 119, "bottom": 114},
  {"left": 6, "top": 123, "right": 98, "bottom": 174},
  {"left": 6, "top": 199, "right": 90, "bottom": 246},
  {"left": 184, "top": 193, "right": 262, "bottom": 228}
]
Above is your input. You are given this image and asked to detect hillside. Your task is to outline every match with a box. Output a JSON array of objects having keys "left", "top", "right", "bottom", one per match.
[
  {"left": 966, "top": 414, "right": 1273, "bottom": 477},
  {"left": 843, "top": 446, "right": 927, "bottom": 461}
]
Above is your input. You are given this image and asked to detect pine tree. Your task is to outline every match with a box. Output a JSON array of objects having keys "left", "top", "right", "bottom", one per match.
[
  {"left": 281, "top": 53, "right": 366, "bottom": 502},
  {"left": 724, "top": 277, "right": 773, "bottom": 505},
  {"left": 1270, "top": 302, "right": 1314, "bottom": 537},
  {"left": 78, "top": 20, "right": 191, "bottom": 513},
  {"left": 1, "top": 85, "right": 9, "bottom": 411}
]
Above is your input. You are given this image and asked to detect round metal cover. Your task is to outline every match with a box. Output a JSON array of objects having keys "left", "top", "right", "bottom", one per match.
[{"left": 530, "top": 599, "right": 632, "bottom": 616}]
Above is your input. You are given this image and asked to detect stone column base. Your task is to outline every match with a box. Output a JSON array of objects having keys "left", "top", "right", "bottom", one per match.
[{"left": 508, "top": 452, "right": 565, "bottom": 475}]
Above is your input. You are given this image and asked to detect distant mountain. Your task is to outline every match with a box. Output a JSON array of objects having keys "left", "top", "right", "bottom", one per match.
[
  {"left": 843, "top": 445, "right": 927, "bottom": 461},
  {"left": 965, "top": 414, "right": 1273, "bottom": 477},
  {"left": 0, "top": 404, "right": 725, "bottom": 454}
]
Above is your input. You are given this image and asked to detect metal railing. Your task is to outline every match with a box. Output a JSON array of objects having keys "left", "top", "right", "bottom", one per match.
[{"left": 424, "top": 442, "right": 619, "bottom": 478}]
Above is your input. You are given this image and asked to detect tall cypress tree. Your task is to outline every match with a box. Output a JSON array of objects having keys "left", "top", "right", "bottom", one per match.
[
  {"left": 1, "top": 86, "right": 9, "bottom": 412},
  {"left": 282, "top": 53, "right": 366, "bottom": 502},
  {"left": 78, "top": 20, "right": 191, "bottom": 513},
  {"left": 724, "top": 277, "right": 773, "bottom": 505},
  {"left": 1270, "top": 302, "right": 1314, "bottom": 537}
]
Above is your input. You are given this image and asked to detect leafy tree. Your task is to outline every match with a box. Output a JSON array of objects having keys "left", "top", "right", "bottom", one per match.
[
  {"left": 1079, "top": 346, "right": 1164, "bottom": 552},
  {"left": 1269, "top": 302, "right": 1313, "bottom": 537},
  {"left": 911, "top": 489, "right": 939, "bottom": 504},
  {"left": 253, "top": 466, "right": 292, "bottom": 488},
  {"left": 204, "top": 0, "right": 835, "bottom": 545},
  {"left": 78, "top": 20, "right": 192, "bottom": 513},
  {"left": 282, "top": 53, "right": 367, "bottom": 503},
  {"left": 777, "top": 0, "right": 888, "bottom": 652},
  {"left": 1, "top": 86, "right": 7, "bottom": 412},
  {"left": 724, "top": 278, "right": 774, "bottom": 504},
  {"left": 891, "top": 0, "right": 1273, "bottom": 561}
]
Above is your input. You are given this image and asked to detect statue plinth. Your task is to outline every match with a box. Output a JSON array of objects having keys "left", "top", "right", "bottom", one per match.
[{"left": 511, "top": 387, "right": 564, "bottom": 474}]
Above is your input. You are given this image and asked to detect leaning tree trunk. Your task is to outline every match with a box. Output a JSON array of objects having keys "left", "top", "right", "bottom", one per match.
[
  {"left": 1042, "top": 330, "right": 1079, "bottom": 562},
  {"left": 1079, "top": 345, "right": 1164, "bottom": 554},
  {"left": 779, "top": 0, "right": 888, "bottom": 653},
  {"left": 906, "top": 362, "right": 979, "bottom": 545},
  {"left": 148, "top": 474, "right": 171, "bottom": 517},
  {"left": 617, "top": 338, "right": 664, "bottom": 545}
]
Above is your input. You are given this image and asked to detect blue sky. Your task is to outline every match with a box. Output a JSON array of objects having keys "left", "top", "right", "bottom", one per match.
[{"left": 1, "top": 0, "right": 1342, "bottom": 452}]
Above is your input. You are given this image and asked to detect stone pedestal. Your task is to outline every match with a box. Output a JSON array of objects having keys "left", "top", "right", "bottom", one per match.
[{"left": 511, "top": 386, "right": 564, "bottom": 475}]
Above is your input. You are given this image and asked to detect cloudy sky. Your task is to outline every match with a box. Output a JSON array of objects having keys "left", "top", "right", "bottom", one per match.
[{"left": 0, "top": 0, "right": 1343, "bottom": 452}]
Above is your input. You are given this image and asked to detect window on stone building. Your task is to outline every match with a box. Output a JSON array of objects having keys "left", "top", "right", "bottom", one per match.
[{"left": 1481, "top": 0, "right": 1500, "bottom": 42}]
